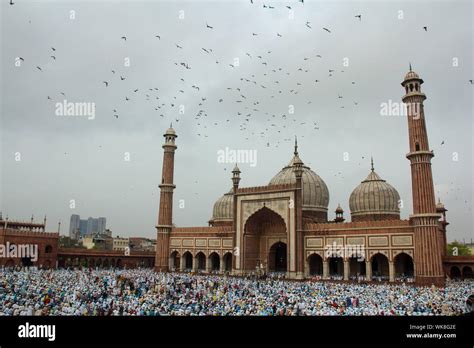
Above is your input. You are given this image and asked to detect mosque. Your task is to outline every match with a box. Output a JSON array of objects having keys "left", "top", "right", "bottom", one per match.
[{"left": 154, "top": 69, "right": 452, "bottom": 287}]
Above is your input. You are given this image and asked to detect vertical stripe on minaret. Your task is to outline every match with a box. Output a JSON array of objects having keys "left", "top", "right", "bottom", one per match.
[
  {"left": 401, "top": 68, "right": 444, "bottom": 287},
  {"left": 155, "top": 126, "right": 177, "bottom": 272}
]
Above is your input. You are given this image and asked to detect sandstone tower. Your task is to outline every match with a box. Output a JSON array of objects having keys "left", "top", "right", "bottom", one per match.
[
  {"left": 155, "top": 126, "right": 177, "bottom": 272},
  {"left": 402, "top": 67, "right": 445, "bottom": 287}
]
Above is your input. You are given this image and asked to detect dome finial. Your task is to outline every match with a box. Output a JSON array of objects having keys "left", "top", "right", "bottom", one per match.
[
  {"left": 409, "top": 62, "right": 412, "bottom": 72},
  {"left": 294, "top": 136, "right": 298, "bottom": 156},
  {"left": 371, "top": 156, "right": 374, "bottom": 171}
]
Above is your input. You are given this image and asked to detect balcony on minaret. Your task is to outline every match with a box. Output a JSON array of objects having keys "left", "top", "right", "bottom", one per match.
[{"left": 163, "top": 126, "right": 177, "bottom": 148}]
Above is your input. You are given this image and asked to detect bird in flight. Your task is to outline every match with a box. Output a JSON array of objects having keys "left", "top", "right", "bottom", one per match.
[
  {"left": 423, "top": 26, "right": 428, "bottom": 31},
  {"left": 51, "top": 56, "right": 56, "bottom": 60},
  {"left": 355, "top": 14, "right": 362, "bottom": 21},
  {"left": 120, "top": 76, "right": 125, "bottom": 80},
  {"left": 121, "top": 36, "right": 127, "bottom": 41},
  {"left": 206, "top": 22, "right": 214, "bottom": 29},
  {"left": 36, "top": 66, "right": 42, "bottom": 71},
  {"left": 175, "top": 44, "right": 183, "bottom": 49},
  {"left": 103, "top": 81, "right": 108, "bottom": 87},
  {"left": 10, "top": 0, "right": 14, "bottom": 6},
  {"left": 323, "top": 28, "right": 331, "bottom": 33},
  {"left": 306, "top": 21, "right": 312, "bottom": 29},
  {"left": 155, "top": 35, "right": 161, "bottom": 39},
  {"left": 277, "top": 33, "right": 282, "bottom": 37}
]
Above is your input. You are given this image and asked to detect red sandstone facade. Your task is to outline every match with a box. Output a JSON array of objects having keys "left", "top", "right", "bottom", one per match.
[
  {"left": 0, "top": 219, "right": 58, "bottom": 268},
  {"left": 154, "top": 69, "right": 474, "bottom": 286},
  {"left": 0, "top": 219, "right": 153, "bottom": 269}
]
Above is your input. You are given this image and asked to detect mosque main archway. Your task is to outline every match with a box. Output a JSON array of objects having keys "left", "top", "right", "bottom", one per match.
[
  {"left": 269, "top": 242, "right": 287, "bottom": 272},
  {"left": 242, "top": 206, "right": 287, "bottom": 273}
]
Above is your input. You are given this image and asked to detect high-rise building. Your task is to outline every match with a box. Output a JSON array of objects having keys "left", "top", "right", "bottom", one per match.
[
  {"left": 86, "top": 217, "right": 94, "bottom": 235},
  {"left": 97, "top": 217, "right": 106, "bottom": 234},
  {"left": 69, "top": 215, "right": 107, "bottom": 238},
  {"left": 69, "top": 214, "right": 80, "bottom": 239},
  {"left": 79, "top": 219, "right": 88, "bottom": 236}
]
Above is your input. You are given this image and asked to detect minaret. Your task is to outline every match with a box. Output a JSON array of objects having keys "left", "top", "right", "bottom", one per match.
[
  {"left": 155, "top": 125, "right": 177, "bottom": 272},
  {"left": 231, "top": 164, "right": 241, "bottom": 275},
  {"left": 335, "top": 204, "right": 344, "bottom": 223},
  {"left": 401, "top": 67, "right": 444, "bottom": 287},
  {"left": 292, "top": 137, "right": 304, "bottom": 279}
]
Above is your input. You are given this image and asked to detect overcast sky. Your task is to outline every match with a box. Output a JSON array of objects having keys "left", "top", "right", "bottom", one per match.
[{"left": 1, "top": 0, "right": 472, "bottom": 243}]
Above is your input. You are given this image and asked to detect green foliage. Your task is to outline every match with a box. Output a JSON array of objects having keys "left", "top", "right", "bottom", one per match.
[{"left": 447, "top": 241, "right": 471, "bottom": 256}]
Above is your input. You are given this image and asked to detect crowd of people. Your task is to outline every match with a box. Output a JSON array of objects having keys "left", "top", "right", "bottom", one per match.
[{"left": 0, "top": 268, "right": 472, "bottom": 316}]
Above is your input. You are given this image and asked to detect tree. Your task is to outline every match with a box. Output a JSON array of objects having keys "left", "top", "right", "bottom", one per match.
[{"left": 447, "top": 241, "right": 471, "bottom": 256}]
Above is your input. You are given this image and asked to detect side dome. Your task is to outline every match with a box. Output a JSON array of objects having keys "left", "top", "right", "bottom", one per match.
[
  {"left": 211, "top": 189, "right": 233, "bottom": 223},
  {"left": 349, "top": 161, "right": 400, "bottom": 222},
  {"left": 268, "top": 140, "right": 329, "bottom": 221}
]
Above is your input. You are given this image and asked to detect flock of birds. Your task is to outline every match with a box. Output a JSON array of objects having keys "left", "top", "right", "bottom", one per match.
[
  {"left": 7, "top": 1, "right": 471, "bottom": 224},
  {"left": 13, "top": 0, "right": 463, "bottom": 148}
]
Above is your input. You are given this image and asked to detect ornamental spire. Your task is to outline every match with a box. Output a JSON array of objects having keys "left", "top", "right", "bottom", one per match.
[{"left": 294, "top": 136, "right": 298, "bottom": 156}]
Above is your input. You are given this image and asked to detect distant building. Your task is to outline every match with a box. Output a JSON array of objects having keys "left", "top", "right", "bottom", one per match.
[
  {"left": 79, "top": 220, "right": 88, "bottom": 236},
  {"left": 113, "top": 237, "right": 129, "bottom": 251},
  {"left": 98, "top": 218, "right": 106, "bottom": 234},
  {"left": 68, "top": 215, "right": 107, "bottom": 238},
  {"left": 81, "top": 233, "right": 113, "bottom": 250},
  {"left": 129, "top": 237, "right": 156, "bottom": 252},
  {"left": 69, "top": 214, "right": 80, "bottom": 239},
  {"left": 81, "top": 236, "right": 95, "bottom": 249}
]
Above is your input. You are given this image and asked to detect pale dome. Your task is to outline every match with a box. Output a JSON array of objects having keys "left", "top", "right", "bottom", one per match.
[
  {"left": 269, "top": 144, "right": 329, "bottom": 213},
  {"left": 404, "top": 70, "right": 420, "bottom": 81},
  {"left": 349, "top": 166, "right": 400, "bottom": 220},
  {"left": 211, "top": 190, "right": 233, "bottom": 222}
]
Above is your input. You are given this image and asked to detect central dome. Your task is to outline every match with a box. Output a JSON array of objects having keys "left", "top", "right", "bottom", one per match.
[
  {"left": 349, "top": 161, "right": 400, "bottom": 221},
  {"left": 269, "top": 142, "right": 329, "bottom": 217}
]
